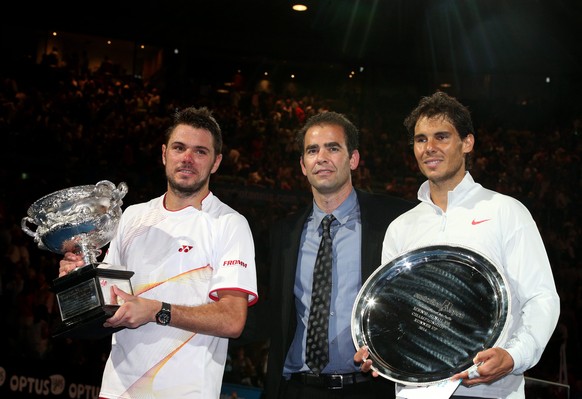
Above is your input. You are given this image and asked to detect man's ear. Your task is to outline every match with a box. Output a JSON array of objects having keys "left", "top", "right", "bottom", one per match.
[
  {"left": 300, "top": 156, "right": 307, "bottom": 176},
  {"left": 463, "top": 134, "right": 475, "bottom": 154},
  {"left": 350, "top": 149, "right": 360, "bottom": 170}
]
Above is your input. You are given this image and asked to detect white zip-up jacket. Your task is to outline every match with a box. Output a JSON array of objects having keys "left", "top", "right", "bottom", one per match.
[{"left": 382, "top": 172, "right": 560, "bottom": 399}]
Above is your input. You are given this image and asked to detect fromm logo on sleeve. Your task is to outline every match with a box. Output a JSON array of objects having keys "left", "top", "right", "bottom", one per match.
[{"left": 222, "top": 260, "right": 248, "bottom": 268}]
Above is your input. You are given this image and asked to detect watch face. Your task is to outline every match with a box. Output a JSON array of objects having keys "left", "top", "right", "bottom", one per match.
[
  {"left": 156, "top": 311, "right": 170, "bottom": 325},
  {"left": 156, "top": 303, "right": 171, "bottom": 325}
]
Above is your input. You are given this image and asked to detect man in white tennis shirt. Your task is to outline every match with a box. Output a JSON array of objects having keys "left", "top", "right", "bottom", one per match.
[
  {"left": 355, "top": 92, "right": 559, "bottom": 399},
  {"left": 59, "top": 107, "right": 258, "bottom": 398}
]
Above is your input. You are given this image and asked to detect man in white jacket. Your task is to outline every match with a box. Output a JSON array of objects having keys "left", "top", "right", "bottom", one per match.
[{"left": 355, "top": 91, "right": 560, "bottom": 399}]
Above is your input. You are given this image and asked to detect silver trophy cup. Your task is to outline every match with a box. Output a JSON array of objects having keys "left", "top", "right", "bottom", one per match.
[{"left": 22, "top": 180, "right": 134, "bottom": 339}]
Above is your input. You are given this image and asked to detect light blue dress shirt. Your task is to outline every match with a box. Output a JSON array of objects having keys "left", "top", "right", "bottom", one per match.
[{"left": 283, "top": 189, "right": 363, "bottom": 375}]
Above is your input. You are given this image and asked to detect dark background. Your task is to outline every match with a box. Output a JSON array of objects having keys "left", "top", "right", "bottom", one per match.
[
  {"left": 4, "top": 0, "right": 582, "bottom": 128},
  {"left": 6, "top": 0, "right": 582, "bottom": 72},
  {"left": 0, "top": 1, "right": 580, "bottom": 398},
  {"left": 4, "top": 1, "right": 582, "bottom": 85}
]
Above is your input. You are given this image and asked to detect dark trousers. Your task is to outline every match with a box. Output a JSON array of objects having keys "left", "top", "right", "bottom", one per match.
[{"left": 279, "top": 376, "right": 396, "bottom": 399}]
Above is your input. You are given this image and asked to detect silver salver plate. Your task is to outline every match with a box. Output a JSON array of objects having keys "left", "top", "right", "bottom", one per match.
[{"left": 351, "top": 245, "right": 510, "bottom": 385}]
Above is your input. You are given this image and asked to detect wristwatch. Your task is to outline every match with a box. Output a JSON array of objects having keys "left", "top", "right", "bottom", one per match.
[{"left": 155, "top": 302, "right": 172, "bottom": 326}]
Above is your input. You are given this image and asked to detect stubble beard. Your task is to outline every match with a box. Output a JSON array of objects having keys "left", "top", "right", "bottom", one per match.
[
  {"left": 423, "top": 163, "right": 465, "bottom": 187},
  {"left": 167, "top": 173, "right": 209, "bottom": 198}
]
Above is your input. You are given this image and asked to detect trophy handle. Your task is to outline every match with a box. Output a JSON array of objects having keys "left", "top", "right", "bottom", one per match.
[
  {"left": 21, "top": 216, "right": 48, "bottom": 250},
  {"left": 95, "top": 180, "right": 128, "bottom": 195},
  {"left": 21, "top": 216, "right": 38, "bottom": 238},
  {"left": 95, "top": 180, "right": 128, "bottom": 204},
  {"left": 115, "top": 182, "right": 129, "bottom": 200}
]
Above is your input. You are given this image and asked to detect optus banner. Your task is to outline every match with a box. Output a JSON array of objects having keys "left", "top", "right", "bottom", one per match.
[{"left": 0, "top": 361, "right": 102, "bottom": 399}]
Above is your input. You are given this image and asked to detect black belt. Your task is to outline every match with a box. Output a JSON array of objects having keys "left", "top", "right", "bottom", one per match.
[{"left": 290, "top": 372, "right": 372, "bottom": 389}]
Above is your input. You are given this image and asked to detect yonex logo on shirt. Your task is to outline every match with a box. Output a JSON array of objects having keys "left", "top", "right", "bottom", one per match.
[
  {"left": 179, "top": 245, "right": 193, "bottom": 253},
  {"left": 223, "top": 259, "right": 248, "bottom": 268}
]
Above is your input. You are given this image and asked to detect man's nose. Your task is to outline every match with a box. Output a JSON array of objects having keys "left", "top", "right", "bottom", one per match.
[
  {"left": 425, "top": 138, "right": 436, "bottom": 152},
  {"left": 315, "top": 150, "right": 328, "bottom": 163},
  {"left": 183, "top": 148, "right": 195, "bottom": 161}
]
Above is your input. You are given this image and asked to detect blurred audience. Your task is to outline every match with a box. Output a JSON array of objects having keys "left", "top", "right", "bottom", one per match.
[{"left": 0, "top": 52, "right": 580, "bottom": 398}]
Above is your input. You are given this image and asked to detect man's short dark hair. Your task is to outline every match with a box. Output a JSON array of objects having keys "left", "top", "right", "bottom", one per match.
[
  {"left": 165, "top": 107, "right": 223, "bottom": 155},
  {"left": 296, "top": 111, "right": 359, "bottom": 155},
  {"left": 403, "top": 91, "right": 475, "bottom": 145}
]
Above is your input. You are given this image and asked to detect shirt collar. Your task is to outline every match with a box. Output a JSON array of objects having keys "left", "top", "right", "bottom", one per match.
[
  {"left": 418, "top": 171, "right": 475, "bottom": 205},
  {"left": 312, "top": 188, "right": 358, "bottom": 227}
]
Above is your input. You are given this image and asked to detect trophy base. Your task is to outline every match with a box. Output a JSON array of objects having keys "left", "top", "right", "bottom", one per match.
[
  {"left": 52, "top": 305, "right": 125, "bottom": 339},
  {"left": 52, "top": 263, "right": 134, "bottom": 340}
]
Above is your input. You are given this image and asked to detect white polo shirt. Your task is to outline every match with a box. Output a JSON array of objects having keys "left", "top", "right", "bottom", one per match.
[{"left": 99, "top": 192, "right": 257, "bottom": 399}]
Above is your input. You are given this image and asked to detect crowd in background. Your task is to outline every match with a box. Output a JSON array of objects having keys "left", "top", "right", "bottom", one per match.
[{"left": 0, "top": 54, "right": 580, "bottom": 398}]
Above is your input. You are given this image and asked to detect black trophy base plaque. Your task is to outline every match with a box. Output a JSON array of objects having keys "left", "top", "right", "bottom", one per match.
[
  {"left": 52, "top": 305, "right": 124, "bottom": 339},
  {"left": 52, "top": 263, "right": 134, "bottom": 340}
]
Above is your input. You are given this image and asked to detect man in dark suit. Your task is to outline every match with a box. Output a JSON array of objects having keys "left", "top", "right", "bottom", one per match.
[{"left": 263, "top": 111, "right": 414, "bottom": 398}]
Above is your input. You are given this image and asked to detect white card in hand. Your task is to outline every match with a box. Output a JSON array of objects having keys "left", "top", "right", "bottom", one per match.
[{"left": 396, "top": 379, "right": 461, "bottom": 399}]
